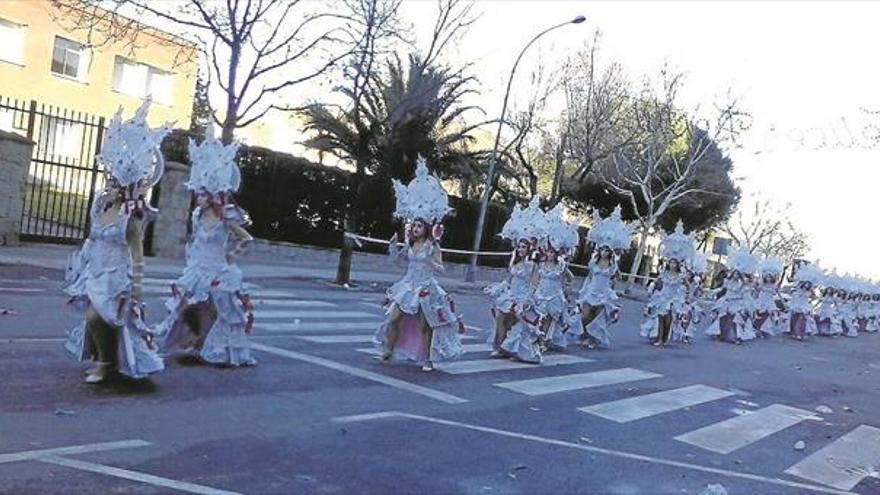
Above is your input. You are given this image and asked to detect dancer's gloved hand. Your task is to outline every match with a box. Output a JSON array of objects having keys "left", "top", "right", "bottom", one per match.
[{"left": 432, "top": 223, "right": 444, "bottom": 241}]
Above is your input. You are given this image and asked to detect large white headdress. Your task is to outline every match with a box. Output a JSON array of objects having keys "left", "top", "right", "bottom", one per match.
[
  {"left": 793, "top": 263, "right": 823, "bottom": 285},
  {"left": 392, "top": 155, "right": 451, "bottom": 223},
  {"left": 500, "top": 195, "right": 545, "bottom": 242},
  {"left": 587, "top": 205, "right": 632, "bottom": 252},
  {"left": 186, "top": 125, "right": 241, "bottom": 194},
  {"left": 690, "top": 252, "right": 708, "bottom": 274},
  {"left": 727, "top": 247, "right": 758, "bottom": 275},
  {"left": 758, "top": 255, "right": 784, "bottom": 277},
  {"left": 658, "top": 220, "right": 695, "bottom": 262},
  {"left": 543, "top": 204, "right": 579, "bottom": 250},
  {"left": 98, "top": 98, "right": 172, "bottom": 195}
]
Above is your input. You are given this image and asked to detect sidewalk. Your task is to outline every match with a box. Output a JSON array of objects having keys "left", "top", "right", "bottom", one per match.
[
  {"left": 0, "top": 242, "right": 650, "bottom": 300},
  {"left": 0, "top": 242, "right": 495, "bottom": 293}
]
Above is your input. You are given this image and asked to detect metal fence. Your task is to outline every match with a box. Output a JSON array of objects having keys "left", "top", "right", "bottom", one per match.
[{"left": 0, "top": 97, "right": 106, "bottom": 244}]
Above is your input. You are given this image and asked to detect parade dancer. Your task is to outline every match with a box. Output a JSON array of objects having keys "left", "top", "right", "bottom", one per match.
[
  {"left": 704, "top": 248, "right": 758, "bottom": 344},
  {"left": 534, "top": 205, "right": 581, "bottom": 351},
  {"left": 484, "top": 196, "right": 543, "bottom": 363},
  {"left": 640, "top": 221, "right": 694, "bottom": 347},
  {"left": 63, "top": 100, "right": 169, "bottom": 384},
  {"left": 867, "top": 288, "right": 880, "bottom": 333},
  {"left": 577, "top": 206, "right": 631, "bottom": 349},
  {"left": 840, "top": 284, "right": 859, "bottom": 337},
  {"left": 752, "top": 256, "right": 784, "bottom": 338},
  {"left": 157, "top": 126, "right": 256, "bottom": 367},
  {"left": 680, "top": 252, "right": 710, "bottom": 343},
  {"left": 854, "top": 284, "right": 873, "bottom": 334},
  {"left": 784, "top": 263, "right": 821, "bottom": 340},
  {"left": 814, "top": 277, "right": 841, "bottom": 337},
  {"left": 374, "top": 156, "right": 465, "bottom": 372}
]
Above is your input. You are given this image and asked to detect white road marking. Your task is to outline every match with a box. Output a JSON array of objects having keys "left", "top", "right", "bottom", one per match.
[
  {"left": 251, "top": 299, "right": 335, "bottom": 308},
  {"left": 256, "top": 310, "right": 377, "bottom": 319},
  {"left": 579, "top": 384, "right": 735, "bottom": 423},
  {"left": 142, "top": 277, "right": 259, "bottom": 290},
  {"left": 142, "top": 287, "right": 299, "bottom": 299},
  {"left": 252, "top": 343, "right": 468, "bottom": 404},
  {"left": 0, "top": 287, "right": 45, "bottom": 293},
  {"left": 494, "top": 368, "right": 657, "bottom": 396},
  {"left": 356, "top": 343, "right": 491, "bottom": 356},
  {"left": 437, "top": 354, "right": 590, "bottom": 375},
  {"left": 298, "top": 335, "right": 377, "bottom": 344},
  {"left": 785, "top": 425, "right": 880, "bottom": 491},
  {"left": 257, "top": 322, "right": 378, "bottom": 332},
  {"left": 38, "top": 455, "right": 241, "bottom": 495},
  {"left": 360, "top": 302, "right": 386, "bottom": 311},
  {"left": 332, "top": 411, "right": 853, "bottom": 495},
  {"left": 0, "top": 440, "right": 151, "bottom": 464},
  {"left": 675, "top": 403, "right": 815, "bottom": 454}
]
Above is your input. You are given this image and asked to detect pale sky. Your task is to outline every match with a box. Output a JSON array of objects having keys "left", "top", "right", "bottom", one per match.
[{"left": 400, "top": 1, "right": 880, "bottom": 278}]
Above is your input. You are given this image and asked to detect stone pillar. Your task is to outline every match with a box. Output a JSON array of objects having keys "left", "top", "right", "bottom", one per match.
[
  {"left": 0, "top": 130, "right": 35, "bottom": 246},
  {"left": 151, "top": 160, "right": 191, "bottom": 258}
]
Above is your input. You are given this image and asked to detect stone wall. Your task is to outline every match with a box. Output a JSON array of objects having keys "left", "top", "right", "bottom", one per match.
[
  {"left": 0, "top": 130, "right": 34, "bottom": 246},
  {"left": 151, "top": 161, "right": 191, "bottom": 258}
]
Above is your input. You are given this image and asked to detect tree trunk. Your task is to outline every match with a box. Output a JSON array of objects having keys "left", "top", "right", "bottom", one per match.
[{"left": 627, "top": 225, "right": 651, "bottom": 290}]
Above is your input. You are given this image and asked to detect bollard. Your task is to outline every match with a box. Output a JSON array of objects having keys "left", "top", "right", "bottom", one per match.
[{"left": 336, "top": 234, "right": 355, "bottom": 286}]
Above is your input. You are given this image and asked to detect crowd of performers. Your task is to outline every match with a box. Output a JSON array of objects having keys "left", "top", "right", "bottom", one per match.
[
  {"left": 60, "top": 101, "right": 879, "bottom": 383},
  {"left": 64, "top": 100, "right": 256, "bottom": 384}
]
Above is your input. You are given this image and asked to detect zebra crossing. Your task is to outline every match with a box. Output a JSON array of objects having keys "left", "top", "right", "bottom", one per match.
[{"left": 141, "top": 276, "right": 880, "bottom": 492}]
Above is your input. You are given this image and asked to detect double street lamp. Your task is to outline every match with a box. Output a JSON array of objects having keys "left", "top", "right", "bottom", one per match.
[{"left": 465, "top": 14, "right": 587, "bottom": 282}]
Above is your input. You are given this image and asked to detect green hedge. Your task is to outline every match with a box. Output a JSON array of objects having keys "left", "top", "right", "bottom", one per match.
[{"left": 160, "top": 131, "right": 518, "bottom": 266}]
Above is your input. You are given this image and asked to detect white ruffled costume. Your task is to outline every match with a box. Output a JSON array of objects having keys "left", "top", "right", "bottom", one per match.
[
  {"left": 782, "top": 264, "right": 821, "bottom": 338},
  {"left": 577, "top": 206, "right": 632, "bottom": 348},
  {"left": 534, "top": 205, "right": 582, "bottom": 351},
  {"left": 157, "top": 126, "right": 256, "bottom": 366},
  {"left": 704, "top": 248, "right": 757, "bottom": 343},
  {"left": 64, "top": 99, "right": 170, "bottom": 379},
  {"left": 373, "top": 156, "right": 465, "bottom": 365},
  {"left": 640, "top": 221, "right": 695, "bottom": 343}
]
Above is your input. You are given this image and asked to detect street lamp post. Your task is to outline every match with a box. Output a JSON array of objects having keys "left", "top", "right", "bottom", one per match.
[{"left": 464, "top": 15, "right": 586, "bottom": 283}]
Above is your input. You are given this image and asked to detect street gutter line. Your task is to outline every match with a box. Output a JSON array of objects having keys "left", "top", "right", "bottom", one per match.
[
  {"left": 252, "top": 343, "right": 468, "bottom": 404},
  {"left": 332, "top": 411, "right": 855, "bottom": 495}
]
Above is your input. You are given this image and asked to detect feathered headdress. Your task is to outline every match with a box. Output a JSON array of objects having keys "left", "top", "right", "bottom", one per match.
[
  {"left": 690, "top": 252, "right": 708, "bottom": 274},
  {"left": 500, "top": 195, "right": 545, "bottom": 242},
  {"left": 758, "top": 255, "right": 784, "bottom": 276},
  {"left": 186, "top": 125, "right": 241, "bottom": 194},
  {"left": 543, "top": 204, "right": 579, "bottom": 250},
  {"left": 587, "top": 205, "right": 632, "bottom": 251},
  {"left": 727, "top": 247, "right": 758, "bottom": 274},
  {"left": 658, "top": 220, "right": 695, "bottom": 262},
  {"left": 392, "top": 155, "right": 451, "bottom": 222},
  {"left": 793, "top": 263, "right": 823, "bottom": 285},
  {"left": 98, "top": 98, "right": 172, "bottom": 195}
]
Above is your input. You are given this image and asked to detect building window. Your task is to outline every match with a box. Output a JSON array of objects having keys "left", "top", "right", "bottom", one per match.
[
  {"left": 0, "top": 18, "right": 25, "bottom": 65},
  {"left": 51, "top": 36, "right": 90, "bottom": 81},
  {"left": 112, "top": 56, "right": 175, "bottom": 105}
]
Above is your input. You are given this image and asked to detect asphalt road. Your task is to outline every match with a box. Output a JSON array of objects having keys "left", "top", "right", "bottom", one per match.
[{"left": 0, "top": 264, "right": 878, "bottom": 495}]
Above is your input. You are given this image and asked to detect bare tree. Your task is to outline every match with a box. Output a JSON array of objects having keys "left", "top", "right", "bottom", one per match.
[
  {"left": 592, "top": 69, "right": 748, "bottom": 286},
  {"left": 52, "top": 0, "right": 361, "bottom": 143},
  {"left": 564, "top": 37, "right": 633, "bottom": 184},
  {"left": 720, "top": 193, "right": 810, "bottom": 265}
]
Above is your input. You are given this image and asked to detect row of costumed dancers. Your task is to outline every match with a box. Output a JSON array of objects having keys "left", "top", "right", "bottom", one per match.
[{"left": 63, "top": 101, "right": 880, "bottom": 382}]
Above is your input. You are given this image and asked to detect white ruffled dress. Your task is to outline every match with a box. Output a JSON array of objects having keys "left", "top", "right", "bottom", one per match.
[
  {"left": 640, "top": 271, "right": 689, "bottom": 340},
  {"left": 374, "top": 241, "right": 465, "bottom": 363},
  {"left": 814, "top": 296, "right": 840, "bottom": 336},
  {"left": 784, "top": 287, "right": 817, "bottom": 337},
  {"left": 752, "top": 284, "right": 782, "bottom": 336},
  {"left": 534, "top": 261, "right": 582, "bottom": 350},
  {"left": 704, "top": 279, "right": 757, "bottom": 342},
  {"left": 64, "top": 207, "right": 164, "bottom": 378},
  {"left": 576, "top": 260, "right": 620, "bottom": 348},
  {"left": 157, "top": 206, "right": 256, "bottom": 366},
  {"left": 485, "top": 260, "right": 542, "bottom": 363}
]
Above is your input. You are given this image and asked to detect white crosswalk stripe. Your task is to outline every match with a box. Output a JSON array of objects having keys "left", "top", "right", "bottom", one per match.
[
  {"left": 297, "top": 334, "right": 483, "bottom": 344},
  {"left": 675, "top": 404, "right": 816, "bottom": 454},
  {"left": 141, "top": 286, "right": 299, "bottom": 299},
  {"left": 784, "top": 424, "right": 880, "bottom": 491},
  {"left": 251, "top": 300, "right": 336, "bottom": 308},
  {"left": 141, "top": 277, "right": 261, "bottom": 290},
  {"left": 579, "top": 384, "right": 735, "bottom": 423},
  {"left": 494, "top": 368, "right": 658, "bottom": 396},
  {"left": 437, "top": 355, "right": 589, "bottom": 375},
  {"left": 256, "top": 309, "right": 378, "bottom": 319},
  {"left": 257, "top": 322, "right": 379, "bottom": 332},
  {"left": 356, "top": 343, "right": 492, "bottom": 356}
]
